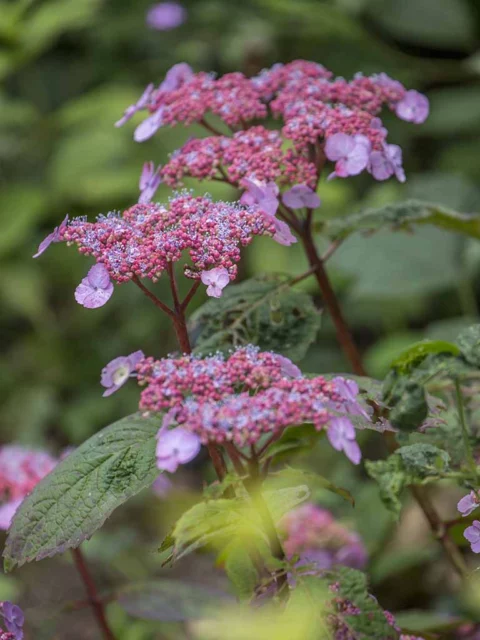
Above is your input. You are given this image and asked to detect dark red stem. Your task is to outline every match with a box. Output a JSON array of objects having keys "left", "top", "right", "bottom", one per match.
[{"left": 71, "top": 548, "right": 116, "bottom": 640}]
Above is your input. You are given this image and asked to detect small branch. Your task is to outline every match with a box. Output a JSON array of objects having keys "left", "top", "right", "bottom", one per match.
[
  {"left": 166, "top": 263, "right": 181, "bottom": 313},
  {"left": 71, "top": 548, "right": 116, "bottom": 640},
  {"left": 181, "top": 280, "right": 201, "bottom": 311},
  {"left": 224, "top": 442, "right": 247, "bottom": 475},
  {"left": 321, "top": 238, "right": 344, "bottom": 263},
  {"left": 132, "top": 276, "right": 175, "bottom": 318},
  {"left": 200, "top": 118, "right": 224, "bottom": 137},
  {"left": 207, "top": 443, "right": 229, "bottom": 481}
]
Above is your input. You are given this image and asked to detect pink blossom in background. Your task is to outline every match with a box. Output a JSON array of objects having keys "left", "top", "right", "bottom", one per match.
[
  {"left": 146, "top": 2, "right": 186, "bottom": 31},
  {"left": 200, "top": 267, "right": 230, "bottom": 298},
  {"left": 74, "top": 263, "right": 114, "bottom": 309},
  {"left": 101, "top": 350, "right": 145, "bottom": 397}
]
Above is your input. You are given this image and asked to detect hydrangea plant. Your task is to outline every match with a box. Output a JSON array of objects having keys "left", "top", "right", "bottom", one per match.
[{"left": 4, "top": 59, "right": 480, "bottom": 639}]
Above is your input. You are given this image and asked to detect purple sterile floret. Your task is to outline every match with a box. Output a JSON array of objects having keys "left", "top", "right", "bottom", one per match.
[
  {"left": 75, "top": 263, "right": 114, "bottom": 309},
  {"left": 464, "top": 520, "right": 480, "bottom": 553},
  {"left": 139, "top": 161, "right": 162, "bottom": 203},
  {"left": 146, "top": 2, "right": 186, "bottom": 30},
  {"left": 33, "top": 214, "right": 68, "bottom": 258},
  {"left": 240, "top": 178, "right": 279, "bottom": 217},
  {"left": 0, "top": 602, "right": 24, "bottom": 640},
  {"left": 325, "top": 133, "right": 370, "bottom": 179},
  {"left": 115, "top": 83, "right": 155, "bottom": 128},
  {"left": 101, "top": 350, "right": 145, "bottom": 397},
  {"left": 395, "top": 90, "right": 429, "bottom": 124},
  {"left": 200, "top": 267, "right": 230, "bottom": 298},
  {"left": 156, "top": 426, "right": 201, "bottom": 473},
  {"left": 368, "top": 143, "right": 405, "bottom": 182},
  {"left": 0, "top": 499, "right": 23, "bottom": 532},
  {"left": 282, "top": 184, "right": 321, "bottom": 210},
  {"left": 327, "top": 417, "right": 361, "bottom": 465},
  {"left": 458, "top": 491, "right": 480, "bottom": 517},
  {"left": 134, "top": 107, "right": 165, "bottom": 142}
]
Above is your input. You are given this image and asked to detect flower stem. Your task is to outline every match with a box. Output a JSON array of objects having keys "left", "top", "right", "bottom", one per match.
[
  {"left": 455, "top": 378, "right": 477, "bottom": 477},
  {"left": 299, "top": 228, "right": 366, "bottom": 376},
  {"left": 71, "top": 547, "right": 116, "bottom": 640}
]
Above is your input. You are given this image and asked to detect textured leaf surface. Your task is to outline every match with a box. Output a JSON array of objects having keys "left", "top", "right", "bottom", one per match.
[
  {"left": 456, "top": 324, "right": 480, "bottom": 368},
  {"left": 324, "top": 200, "right": 480, "bottom": 241},
  {"left": 117, "top": 579, "right": 231, "bottom": 621},
  {"left": 4, "top": 413, "right": 160, "bottom": 570},
  {"left": 189, "top": 275, "right": 320, "bottom": 360}
]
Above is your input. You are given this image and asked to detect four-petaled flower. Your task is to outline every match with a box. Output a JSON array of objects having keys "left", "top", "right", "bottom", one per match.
[
  {"left": 146, "top": 2, "right": 186, "bottom": 30},
  {"left": 368, "top": 144, "right": 405, "bottom": 183},
  {"left": 240, "top": 178, "right": 279, "bottom": 216},
  {"left": 327, "top": 417, "right": 361, "bottom": 465},
  {"left": 75, "top": 263, "right": 114, "bottom": 309},
  {"left": 33, "top": 215, "right": 68, "bottom": 258},
  {"left": 282, "top": 185, "right": 321, "bottom": 210},
  {"left": 458, "top": 491, "right": 480, "bottom": 517},
  {"left": 156, "top": 426, "right": 201, "bottom": 473},
  {"left": 200, "top": 267, "right": 230, "bottom": 298},
  {"left": 101, "top": 350, "right": 145, "bottom": 397},
  {"left": 395, "top": 90, "right": 429, "bottom": 124},
  {"left": 464, "top": 520, "right": 480, "bottom": 553},
  {"left": 0, "top": 602, "right": 24, "bottom": 640},
  {"left": 139, "top": 161, "right": 162, "bottom": 203},
  {"left": 325, "top": 133, "right": 371, "bottom": 179}
]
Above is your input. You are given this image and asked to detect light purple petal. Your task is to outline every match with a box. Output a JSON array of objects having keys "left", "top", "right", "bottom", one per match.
[
  {"left": 152, "top": 474, "right": 173, "bottom": 497},
  {"left": 156, "top": 427, "right": 201, "bottom": 472},
  {"left": 139, "top": 161, "right": 154, "bottom": 190},
  {"left": 134, "top": 108, "right": 164, "bottom": 142},
  {"left": 88, "top": 263, "right": 111, "bottom": 289},
  {"left": 201, "top": 267, "right": 230, "bottom": 297},
  {"left": 464, "top": 521, "right": 480, "bottom": 544},
  {"left": 395, "top": 90, "right": 429, "bottom": 124},
  {"left": 160, "top": 63, "right": 194, "bottom": 92},
  {"left": 325, "top": 133, "right": 355, "bottom": 161},
  {"left": 115, "top": 83, "right": 155, "bottom": 128},
  {"left": 275, "top": 354, "right": 302, "bottom": 378},
  {"left": 272, "top": 219, "right": 297, "bottom": 246},
  {"left": 368, "top": 150, "right": 394, "bottom": 181},
  {"left": 343, "top": 439, "right": 361, "bottom": 465},
  {"left": 127, "top": 350, "right": 145, "bottom": 369},
  {"left": 282, "top": 185, "right": 320, "bottom": 210},
  {"left": 75, "top": 278, "right": 114, "bottom": 309},
  {"left": 343, "top": 143, "right": 369, "bottom": 176},
  {"left": 146, "top": 2, "right": 186, "bottom": 30},
  {"left": 458, "top": 492, "right": 479, "bottom": 517},
  {"left": 33, "top": 231, "right": 56, "bottom": 258}
]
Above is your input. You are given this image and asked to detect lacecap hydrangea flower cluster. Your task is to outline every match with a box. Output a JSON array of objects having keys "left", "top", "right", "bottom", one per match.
[
  {"left": 119, "top": 59, "right": 428, "bottom": 186},
  {"left": 126, "top": 346, "right": 368, "bottom": 471}
]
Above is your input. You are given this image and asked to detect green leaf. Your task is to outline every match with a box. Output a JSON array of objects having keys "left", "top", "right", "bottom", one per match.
[
  {"left": 266, "top": 467, "right": 354, "bottom": 507},
  {"left": 116, "top": 579, "right": 231, "bottom": 621},
  {"left": 388, "top": 379, "right": 428, "bottom": 432},
  {"left": 390, "top": 340, "right": 460, "bottom": 375},
  {"left": 456, "top": 324, "right": 480, "bottom": 368},
  {"left": 366, "top": 444, "right": 450, "bottom": 519},
  {"left": 336, "top": 567, "right": 399, "bottom": 639},
  {"left": 189, "top": 275, "right": 320, "bottom": 361},
  {"left": 264, "top": 485, "right": 310, "bottom": 521},
  {"left": 224, "top": 543, "right": 259, "bottom": 601},
  {"left": 325, "top": 200, "right": 480, "bottom": 241},
  {"left": 4, "top": 413, "right": 160, "bottom": 570}
]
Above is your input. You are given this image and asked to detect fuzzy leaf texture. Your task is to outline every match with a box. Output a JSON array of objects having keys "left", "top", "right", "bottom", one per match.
[
  {"left": 456, "top": 324, "right": 480, "bottom": 368},
  {"left": 324, "top": 199, "right": 480, "bottom": 241},
  {"left": 365, "top": 444, "right": 450, "bottom": 519},
  {"left": 4, "top": 413, "right": 160, "bottom": 570},
  {"left": 189, "top": 275, "right": 320, "bottom": 361},
  {"left": 336, "top": 567, "right": 399, "bottom": 639}
]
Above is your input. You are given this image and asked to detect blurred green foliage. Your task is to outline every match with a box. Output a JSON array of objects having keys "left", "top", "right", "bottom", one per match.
[{"left": 1, "top": 0, "right": 480, "bottom": 636}]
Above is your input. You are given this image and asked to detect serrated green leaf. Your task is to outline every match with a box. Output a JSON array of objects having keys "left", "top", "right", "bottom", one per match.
[
  {"left": 390, "top": 340, "right": 460, "bottom": 375},
  {"left": 336, "top": 567, "right": 399, "bottom": 639},
  {"left": 365, "top": 457, "right": 406, "bottom": 520},
  {"left": 456, "top": 324, "right": 480, "bottom": 368},
  {"left": 4, "top": 413, "right": 160, "bottom": 570},
  {"left": 395, "top": 444, "right": 450, "bottom": 477},
  {"left": 324, "top": 200, "right": 480, "bottom": 241},
  {"left": 116, "top": 579, "right": 231, "bottom": 621},
  {"left": 189, "top": 275, "right": 320, "bottom": 361},
  {"left": 264, "top": 485, "right": 310, "bottom": 521}
]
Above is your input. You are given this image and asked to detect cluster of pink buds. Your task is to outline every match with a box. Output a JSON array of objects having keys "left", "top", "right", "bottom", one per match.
[
  {"left": 34, "top": 192, "right": 277, "bottom": 307},
  {"left": 0, "top": 446, "right": 57, "bottom": 531},
  {"left": 120, "top": 60, "right": 428, "bottom": 187},
  {"left": 280, "top": 503, "right": 367, "bottom": 572},
  {"left": 132, "top": 346, "right": 368, "bottom": 470}
]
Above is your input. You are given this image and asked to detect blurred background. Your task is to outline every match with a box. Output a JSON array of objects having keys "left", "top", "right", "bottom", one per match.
[{"left": 1, "top": 0, "right": 480, "bottom": 637}]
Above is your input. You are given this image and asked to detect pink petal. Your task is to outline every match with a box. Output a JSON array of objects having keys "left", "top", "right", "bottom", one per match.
[{"left": 88, "top": 263, "right": 111, "bottom": 289}]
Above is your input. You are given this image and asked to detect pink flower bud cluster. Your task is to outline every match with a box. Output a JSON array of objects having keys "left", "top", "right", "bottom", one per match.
[
  {"left": 160, "top": 126, "right": 317, "bottom": 188},
  {"left": 60, "top": 193, "right": 276, "bottom": 284},
  {"left": 280, "top": 503, "right": 367, "bottom": 571},
  {"left": 0, "top": 446, "right": 57, "bottom": 531},
  {"left": 136, "top": 346, "right": 365, "bottom": 458},
  {"left": 122, "top": 59, "right": 428, "bottom": 186}
]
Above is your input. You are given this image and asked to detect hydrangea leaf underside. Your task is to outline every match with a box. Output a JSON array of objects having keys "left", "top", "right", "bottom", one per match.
[{"left": 4, "top": 413, "right": 160, "bottom": 571}]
